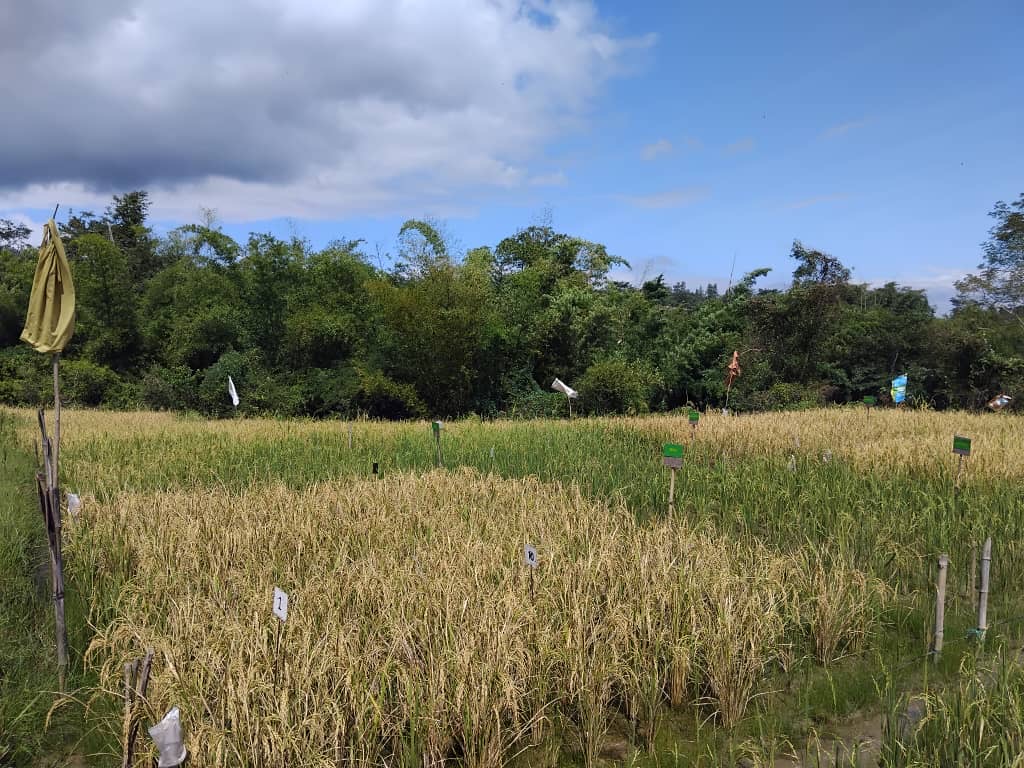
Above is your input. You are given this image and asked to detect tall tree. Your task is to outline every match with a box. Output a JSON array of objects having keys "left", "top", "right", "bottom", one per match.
[
  {"left": 71, "top": 234, "right": 139, "bottom": 369},
  {"left": 106, "top": 191, "right": 162, "bottom": 287},
  {"left": 954, "top": 193, "right": 1024, "bottom": 320}
]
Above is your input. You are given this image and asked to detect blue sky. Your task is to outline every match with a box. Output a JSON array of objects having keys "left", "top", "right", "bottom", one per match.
[{"left": 3, "top": 1, "right": 1021, "bottom": 311}]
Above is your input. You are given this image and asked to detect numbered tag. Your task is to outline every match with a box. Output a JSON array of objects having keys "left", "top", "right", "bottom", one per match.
[
  {"left": 66, "top": 492, "right": 81, "bottom": 518},
  {"left": 953, "top": 435, "right": 972, "bottom": 457},
  {"left": 524, "top": 544, "right": 538, "bottom": 568},
  {"left": 272, "top": 587, "right": 289, "bottom": 622},
  {"left": 662, "top": 443, "right": 683, "bottom": 469},
  {"left": 489, "top": 446, "right": 495, "bottom": 459}
]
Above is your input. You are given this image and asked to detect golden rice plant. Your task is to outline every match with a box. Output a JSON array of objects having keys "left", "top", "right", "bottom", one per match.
[
  {"left": 67, "top": 469, "right": 888, "bottom": 766},
  {"left": 621, "top": 407, "right": 1024, "bottom": 481}
]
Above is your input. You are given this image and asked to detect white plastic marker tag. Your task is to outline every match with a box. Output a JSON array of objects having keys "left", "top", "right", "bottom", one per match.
[
  {"left": 228, "top": 376, "right": 239, "bottom": 407},
  {"left": 66, "top": 492, "right": 81, "bottom": 518},
  {"left": 272, "top": 587, "right": 289, "bottom": 622},
  {"left": 524, "top": 544, "right": 538, "bottom": 568},
  {"left": 490, "top": 446, "right": 495, "bottom": 459}
]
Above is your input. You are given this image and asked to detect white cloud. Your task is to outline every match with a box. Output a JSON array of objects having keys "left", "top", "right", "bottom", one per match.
[
  {"left": 0, "top": 212, "right": 48, "bottom": 245},
  {"left": 821, "top": 119, "right": 869, "bottom": 139},
  {"left": 621, "top": 186, "right": 709, "bottom": 209},
  {"left": 641, "top": 139, "right": 673, "bottom": 161},
  {"left": 723, "top": 137, "right": 755, "bottom": 155},
  {"left": 867, "top": 269, "right": 969, "bottom": 292},
  {"left": 528, "top": 171, "right": 569, "bottom": 187},
  {"left": 784, "top": 193, "right": 850, "bottom": 210},
  {"left": 0, "top": 0, "right": 651, "bottom": 222}
]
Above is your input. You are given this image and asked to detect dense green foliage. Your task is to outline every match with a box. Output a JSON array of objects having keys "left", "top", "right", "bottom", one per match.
[{"left": 1, "top": 191, "right": 1022, "bottom": 417}]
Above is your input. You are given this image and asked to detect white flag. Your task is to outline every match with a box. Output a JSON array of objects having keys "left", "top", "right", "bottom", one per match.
[
  {"left": 551, "top": 377, "right": 578, "bottom": 399},
  {"left": 227, "top": 376, "right": 239, "bottom": 407}
]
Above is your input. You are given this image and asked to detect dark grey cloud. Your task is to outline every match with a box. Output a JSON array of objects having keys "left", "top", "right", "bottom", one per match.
[{"left": 0, "top": 0, "right": 651, "bottom": 219}]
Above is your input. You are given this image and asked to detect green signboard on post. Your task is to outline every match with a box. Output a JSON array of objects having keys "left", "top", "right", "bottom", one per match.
[
  {"left": 953, "top": 435, "right": 972, "bottom": 456},
  {"left": 688, "top": 410, "right": 699, "bottom": 424},
  {"left": 431, "top": 421, "right": 442, "bottom": 435},
  {"left": 863, "top": 396, "right": 877, "bottom": 406},
  {"left": 663, "top": 443, "right": 683, "bottom": 469}
]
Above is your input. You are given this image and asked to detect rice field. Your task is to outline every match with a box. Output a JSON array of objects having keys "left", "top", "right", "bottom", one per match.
[{"left": 9, "top": 407, "right": 1024, "bottom": 765}]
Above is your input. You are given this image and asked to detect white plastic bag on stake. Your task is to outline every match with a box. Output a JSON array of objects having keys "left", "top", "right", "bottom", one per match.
[
  {"left": 550, "top": 378, "right": 578, "bottom": 399},
  {"left": 66, "top": 492, "right": 81, "bottom": 519},
  {"left": 148, "top": 706, "right": 187, "bottom": 767}
]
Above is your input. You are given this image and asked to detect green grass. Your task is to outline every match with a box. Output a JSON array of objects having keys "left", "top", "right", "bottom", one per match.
[
  {"left": 8, "top": 412, "right": 1024, "bottom": 765},
  {"left": 0, "top": 412, "right": 116, "bottom": 767},
  {"left": 63, "top": 417, "right": 1024, "bottom": 598},
  {"left": 0, "top": 411, "right": 63, "bottom": 764}
]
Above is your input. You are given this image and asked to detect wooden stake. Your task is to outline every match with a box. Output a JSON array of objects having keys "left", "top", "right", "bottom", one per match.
[
  {"left": 969, "top": 545, "right": 978, "bottom": 611},
  {"left": 668, "top": 467, "right": 676, "bottom": 514},
  {"left": 977, "top": 537, "right": 992, "bottom": 635},
  {"left": 122, "top": 661, "right": 137, "bottom": 765},
  {"left": 347, "top": 421, "right": 352, "bottom": 450},
  {"left": 122, "top": 649, "right": 154, "bottom": 768},
  {"left": 274, "top": 619, "right": 287, "bottom": 687},
  {"left": 36, "top": 409, "right": 67, "bottom": 690},
  {"left": 933, "top": 554, "right": 948, "bottom": 661}
]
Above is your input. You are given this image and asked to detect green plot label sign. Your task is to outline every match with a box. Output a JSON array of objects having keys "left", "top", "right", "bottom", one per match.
[
  {"left": 863, "top": 396, "right": 877, "bottom": 406},
  {"left": 663, "top": 443, "right": 683, "bottom": 469},
  {"left": 953, "top": 435, "right": 972, "bottom": 456},
  {"left": 431, "top": 421, "right": 442, "bottom": 435},
  {"left": 688, "top": 410, "right": 699, "bottom": 424}
]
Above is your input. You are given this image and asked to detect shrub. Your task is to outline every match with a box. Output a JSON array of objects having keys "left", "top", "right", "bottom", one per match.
[
  {"left": 351, "top": 368, "right": 426, "bottom": 419},
  {"left": 748, "top": 382, "right": 820, "bottom": 412},
  {"left": 507, "top": 389, "right": 566, "bottom": 419},
  {"left": 141, "top": 364, "right": 199, "bottom": 411},
  {"left": 577, "top": 359, "right": 650, "bottom": 415},
  {"left": 60, "top": 359, "right": 124, "bottom": 407}
]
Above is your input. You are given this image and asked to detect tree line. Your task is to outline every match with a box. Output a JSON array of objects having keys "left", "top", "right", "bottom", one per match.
[{"left": 1, "top": 191, "right": 1021, "bottom": 418}]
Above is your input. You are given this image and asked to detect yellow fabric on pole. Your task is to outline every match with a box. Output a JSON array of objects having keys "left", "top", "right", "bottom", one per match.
[{"left": 20, "top": 220, "right": 76, "bottom": 354}]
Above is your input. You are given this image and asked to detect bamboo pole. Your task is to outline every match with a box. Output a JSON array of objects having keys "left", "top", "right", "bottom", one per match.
[
  {"left": 52, "top": 354, "right": 60, "bottom": 487},
  {"left": 977, "top": 537, "right": 992, "bottom": 635},
  {"left": 933, "top": 554, "right": 948, "bottom": 661}
]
